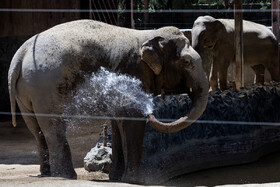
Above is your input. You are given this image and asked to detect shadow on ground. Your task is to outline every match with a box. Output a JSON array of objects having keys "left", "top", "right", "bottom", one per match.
[{"left": 1, "top": 117, "right": 280, "bottom": 186}]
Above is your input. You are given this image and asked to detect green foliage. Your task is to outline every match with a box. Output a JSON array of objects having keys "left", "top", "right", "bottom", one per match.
[
  {"left": 149, "top": 0, "right": 169, "bottom": 9},
  {"left": 244, "top": 0, "right": 270, "bottom": 3},
  {"left": 129, "top": 0, "right": 272, "bottom": 10},
  {"left": 197, "top": 0, "right": 223, "bottom": 5},
  {"left": 133, "top": 0, "right": 169, "bottom": 10}
]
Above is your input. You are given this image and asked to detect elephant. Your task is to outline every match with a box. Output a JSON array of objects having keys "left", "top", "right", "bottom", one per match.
[
  {"left": 8, "top": 20, "right": 209, "bottom": 184},
  {"left": 192, "top": 15, "right": 280, "bottom": 91}
]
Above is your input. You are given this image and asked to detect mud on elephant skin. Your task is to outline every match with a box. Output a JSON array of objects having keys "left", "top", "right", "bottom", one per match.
[
  {"left": 8, "top": 20, "right": 208, "bottom": 184},
  {"left": 192, "top": 15, "right": 280, "bottom": 91}
]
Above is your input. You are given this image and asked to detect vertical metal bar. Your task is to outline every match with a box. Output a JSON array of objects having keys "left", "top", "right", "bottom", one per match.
[
  {"left": 89, "top": 0, "right": 92, "bottom": 19},
  {"left": 131, "top": 0, "right": 135, "bottom": 28},
  {"left": 272, "top": 0, "right": 280, "bottom": 41},
  {"left": 272, "top": 0, "right": 280, "bottom": 77},
  {"left": 144, "top": 0, "right": 149, "bottom": 28},
  {"left": 234, "top": 0, "right": 244, "bottom": 90},
  {"left": 103, "top": 124, "right": 108, "bottom": 147}
]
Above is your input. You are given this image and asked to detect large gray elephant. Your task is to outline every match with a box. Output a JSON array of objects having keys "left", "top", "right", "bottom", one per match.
[
  {"left": 192, "top": 15, "right": 280, "bottom": 90},
  {"left": 8, "top": 20, "right": 208, "bottom": 184}
]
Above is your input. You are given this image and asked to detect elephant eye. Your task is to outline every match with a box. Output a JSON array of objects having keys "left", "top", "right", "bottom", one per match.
[
  {"left": 184, "top": 59, "right": 191, "bottom": 65},
  {"left": 178, "top": 58, "right": 191, "bottom": 65}
]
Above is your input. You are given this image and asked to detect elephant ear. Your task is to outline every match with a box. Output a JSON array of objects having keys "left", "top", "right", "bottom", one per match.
[
  {"left": 205, "top": 19, "right": 224, "bottom": 38},
  {"left": 196, "top": 19, "right": 224, "bottom": 49},
  {"left": 141, "top": 36, "right": 164, "bottom": 75},
  {"left": 173, "top": 38, "right": 187, "bottom": 57},
  {"left": 208, "top": 19, "right": 224, "bottom": 31}
]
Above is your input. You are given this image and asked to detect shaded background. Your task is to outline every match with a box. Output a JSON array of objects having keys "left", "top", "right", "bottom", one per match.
[{"left": 0, "top": 0, "right": 273, "bottom": 115}]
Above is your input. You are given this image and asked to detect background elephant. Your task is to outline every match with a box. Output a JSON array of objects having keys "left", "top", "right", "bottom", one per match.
[
  {"left": 8, "top": 20, "right": 209, "bottom": 184},
  {"left": 192, "top": 15, "right": 280, "bottom": 90}
]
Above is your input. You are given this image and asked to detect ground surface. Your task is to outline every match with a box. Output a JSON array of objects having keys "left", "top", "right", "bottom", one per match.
[{"left": 1, "top": 118, "right": 280, "bottom": 187}]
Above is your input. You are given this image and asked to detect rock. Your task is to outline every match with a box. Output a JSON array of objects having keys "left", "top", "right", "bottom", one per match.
[
  {"left": 84, "top": 143, "right": 112, "bottom": 173},
  {"left": 142, "top": 82, "right": 280, "bottom": 184},
  {"left": 85, "top": 82, "right": 280, "bottom": 184}
]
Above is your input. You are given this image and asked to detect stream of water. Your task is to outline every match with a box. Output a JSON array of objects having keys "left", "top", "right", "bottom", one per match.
[{"left": 63, "top": 67, "right": 154, "bottom": 125}]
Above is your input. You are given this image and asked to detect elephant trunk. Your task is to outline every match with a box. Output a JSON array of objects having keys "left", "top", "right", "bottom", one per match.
[{"left": 147, "top": 75, "right": 209, "bottom": 133}]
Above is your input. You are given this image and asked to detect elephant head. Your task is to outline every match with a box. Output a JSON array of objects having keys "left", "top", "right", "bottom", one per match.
[
  {"left": 191, "top": 15, "right": 225, "bottom": 79},
  {"left": 192, "top": 15, "right": 225, "bottom": 51},
  {"left": 141, "top": 33, "right": 209, "bottom": 133}
]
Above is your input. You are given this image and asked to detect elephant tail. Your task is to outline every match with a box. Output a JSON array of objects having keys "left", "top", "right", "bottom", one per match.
[{"left": 8, "top": 47, "right": 25, "bottom": 127}]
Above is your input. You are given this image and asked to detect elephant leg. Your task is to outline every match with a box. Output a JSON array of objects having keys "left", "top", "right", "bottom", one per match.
[
  {"left": 209, "top": 59, "right": 218, "bottom": 91},
  {"left": 16, "top": 99, "right": 50, "bottom": 176},
  {"left": 37, "top": 117, "right": 76, "bottom": 179},
  {"left": 212, "top": 56, "right": 230, "bottom": 91},
  {"left": 109, "top": 120, "right": 125, "bottom": 181},
  {"left": 251, "top": 64, "right": 265, "bottom": 84},
  {"left": 266, "top": 60, "right": 280, "bottom": 82},
  {"left": 30, "top": 97, "right": 76, "bottom": 179},
  {"left": 218, "top": 62, "right": 228, "bottom": 90},
  {"left": 118, "top": 118, "right": 146, "bottom": 184}
]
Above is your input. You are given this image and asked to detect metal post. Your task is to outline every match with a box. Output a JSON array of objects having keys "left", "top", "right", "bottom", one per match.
[
  {"left": 272, "top": 0, "right": 280, "bottom": 76},
  {"left": 103, "top": 124, "right": 108, "bottom": 147},
  {"left": 144, "top": 0, "right": 149, "bottom": 28},
  {"left": 234, "top": 0, "right": 244, "bottom": 90},
  {"left": 131, "top": 0, "right": 135, "bottom": 28},
  {"left": 272, "top": 0, "right": 280, "bottom": 41},
  {"left": 89, "top": 0, "right": 93, "bottom": 19}
]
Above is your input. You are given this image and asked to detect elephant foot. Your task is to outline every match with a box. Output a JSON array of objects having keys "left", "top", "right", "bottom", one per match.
[
  {"left": 51, "top": 169, "right": 77, "bottom": 179},
  {"left": 37, "top": 174, "right": 51, "bottom": 178},
  {"left": 51, "top": 172, "right": 77, "bottom": 179},
  {"left": 109, "top": 162, "right": 124, "bottom": 182},
  {"left": 109, "top": 170, "right": 122, "bottom": 182},
  {"left": 210, "top": 79, "right": 218, "bottom": 91},
  {"left": 40, "top": 163, "right": 51, "bottom": 176},
  {"left": 121, "top": 172, "right": 144, "bottom": 184},
  {"left": 40, "top": 170, "right": 51, "bottom": 177}
]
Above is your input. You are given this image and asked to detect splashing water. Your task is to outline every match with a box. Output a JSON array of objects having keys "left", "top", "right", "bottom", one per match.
[{"left": 64, "top": 67, "right": 154, "bottom": 124}]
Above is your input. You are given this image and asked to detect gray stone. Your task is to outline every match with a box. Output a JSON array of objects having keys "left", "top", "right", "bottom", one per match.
[{"left": 84, "top": 143, "right": 112, "bottom": 173}]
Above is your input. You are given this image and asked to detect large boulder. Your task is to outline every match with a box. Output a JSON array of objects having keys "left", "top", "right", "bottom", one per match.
[
  {"left": 84, "top": 82, "right": 280, "bottom": 184},
  {"left": 142, "top": 82, "right": 280, "bottom": 184}
]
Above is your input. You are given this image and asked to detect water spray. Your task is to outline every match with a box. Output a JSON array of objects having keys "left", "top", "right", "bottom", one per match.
[{"left": 63, "top": 67, "right": 154, "bottom": 126}]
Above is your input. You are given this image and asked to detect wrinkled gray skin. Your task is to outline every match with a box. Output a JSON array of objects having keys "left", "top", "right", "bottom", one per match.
[
  {"left": 8, "top": 20, "right": 208, "bottom": 184},
  {"left": 192, "top": 15, "right": 280, "bottom": 90}
]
